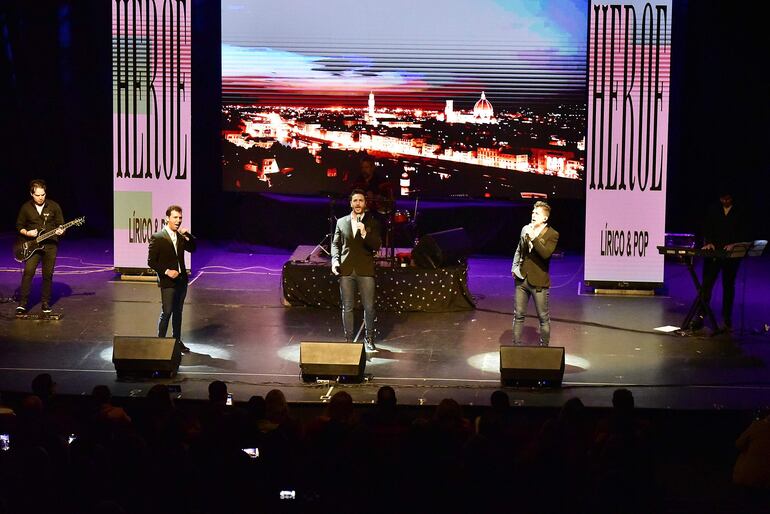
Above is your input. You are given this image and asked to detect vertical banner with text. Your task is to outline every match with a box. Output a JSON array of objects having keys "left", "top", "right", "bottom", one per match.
[
  {"left": 112, "top": 0, "right": 191, "bottom": 270},
  {"left": 584, "top": 0, "right": 672, "bottom": 286}
]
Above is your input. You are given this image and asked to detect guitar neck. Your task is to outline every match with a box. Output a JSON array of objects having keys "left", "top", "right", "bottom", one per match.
[{"left": 36, "top": 219, "right": 79, "bottom": 243}]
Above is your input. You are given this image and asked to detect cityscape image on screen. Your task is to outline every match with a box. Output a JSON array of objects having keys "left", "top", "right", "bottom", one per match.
[{"left": 222, "top": 0, "right": 588, "bottom": 200}]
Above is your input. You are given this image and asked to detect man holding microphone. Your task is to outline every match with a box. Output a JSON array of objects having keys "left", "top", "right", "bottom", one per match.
[
  {"left": 148, "top": 205, "right": 197, "bottom": 353},
  {"left": 331, "top": 189, "right": 382, "bottom": 351},
  {"left": 511, "top": 201, "right": 559, "bottom": 346}
]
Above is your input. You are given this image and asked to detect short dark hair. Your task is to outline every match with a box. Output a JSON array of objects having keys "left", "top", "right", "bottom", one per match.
[
  {"left": 166, "top": 205, "right": 183, "bottom": 216},
  {"left": 92, "top": 385, "right": 112, "bottom": 404},
  {"left": 350, "top": 188, "right": 366, "bottom": 201},
  {"left": 29, "top": 179, "right": 47, "bottom": 193},
  {"left": 31, "top": 373, "right": 55, "bottom": 398},
  {"left": 612, "top": 388, "right": 634, "bottom": 410},
  {"left": 376, "top": 386, "right": 397, "bottom": 408},
  {"left": 208, "top": 380, "right": 228, "bottom": 402},
  {"left": 534, "top": 200, "right": 551, "bottom": 218},
  {"left": 360, "top": 154, "right": 375, "bottom": 165}
]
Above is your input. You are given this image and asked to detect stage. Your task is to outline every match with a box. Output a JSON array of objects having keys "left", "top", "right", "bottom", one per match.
[{"left": 1, "top": 234, "right": 769, "bottom": 410}]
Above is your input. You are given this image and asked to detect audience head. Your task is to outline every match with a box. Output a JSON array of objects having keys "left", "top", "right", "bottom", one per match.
[
  {"left": 612, "top": 388, "right": 635, "bottom": 412},
  {"left": 208, "top": 380, "right": 228, "bottom": 404},
  {"left": 92, "top": 385, "right": 112, "bottom": 405},
  {"left": 328, "top": 391, "right": 354, "bottom": 423},
  {"left": 31, "top": 373, "right": 55, "bottom": 401},
  {"left": 247, "top": 395, "right": 266, "bottom": 419},
  {"left": 265, "top": 389, "right": 289, "bottom": 422},
  {"left": 490, "top": 390, "right": 510, "bottom": 410},
  {"left": 376, "top": 386, "right": 397, "bottom": 408},
  {"left": 559, "top": 397, "right": 585, "bottom": 422},
  {"left": 434, "top": 398, "right": 464, "bottom": 429},
  {"left": 146, "top": 384, "right": 173, "bottom": 413}
]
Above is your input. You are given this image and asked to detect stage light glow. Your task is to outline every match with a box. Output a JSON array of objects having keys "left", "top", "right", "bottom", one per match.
[
  {"left": 466, "top": 350, "right": 590, "bottom": 373},
  {"left": 100, "top": 344, "right": 232, "bottom": 363}
]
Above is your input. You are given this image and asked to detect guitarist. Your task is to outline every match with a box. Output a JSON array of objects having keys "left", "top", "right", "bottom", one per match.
[{"left": 15, "top": 179, "right": 65, "bottom": 315}]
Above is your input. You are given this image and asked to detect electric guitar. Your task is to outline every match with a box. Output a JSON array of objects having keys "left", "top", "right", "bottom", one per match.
[{"left": 13, "top": 216, "right": 86, "bottom": 262}]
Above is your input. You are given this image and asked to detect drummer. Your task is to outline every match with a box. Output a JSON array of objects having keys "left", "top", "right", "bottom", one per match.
[
  {"left": 352, "top": 155, "right": 394, "bottom": 211},
  {"left": 351, "top": 155, "right": 395, "bottom": 240}
]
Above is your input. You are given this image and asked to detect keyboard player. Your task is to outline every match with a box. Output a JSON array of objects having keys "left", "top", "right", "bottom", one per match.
[{"left": 693, "top": 189, "right": 749, "bottom": 331}]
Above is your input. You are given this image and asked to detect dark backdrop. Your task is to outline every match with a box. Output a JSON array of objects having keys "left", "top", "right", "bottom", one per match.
[{"left": 1, "top": 0, "right": 767, "bottom": 255}]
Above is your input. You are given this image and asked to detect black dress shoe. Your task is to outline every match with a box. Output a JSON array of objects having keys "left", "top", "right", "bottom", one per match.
[
  {"left": 15, "top": 305, "right": 27, "bottom": 315},
  {"left": 42, "top": 303, "right": 52, "bottom": 314},
  {"left": 364, "top": 337, "right": 378, "bottom": 352},
  {"left": 177, "top": 340, "right": 191, "bottom": 353}
]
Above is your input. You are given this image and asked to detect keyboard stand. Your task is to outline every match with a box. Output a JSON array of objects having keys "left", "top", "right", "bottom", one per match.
[{"left": 678, "top": 256, "right": 718, "bottom": 334}]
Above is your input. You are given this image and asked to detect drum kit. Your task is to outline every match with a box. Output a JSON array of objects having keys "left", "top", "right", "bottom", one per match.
[{"left": 372, "top": 191, "right": 419, "bottom": 264}]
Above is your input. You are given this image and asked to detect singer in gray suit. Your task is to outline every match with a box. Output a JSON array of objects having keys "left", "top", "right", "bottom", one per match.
[
  {"left": 331, "top": 189, "right": 382, "bottom": 351},
  {"left": 147, "top": 205, "right": 197, "bottom": 353},
  {"left": 511, "top": 201, "right": 559, "bottom": 346}
]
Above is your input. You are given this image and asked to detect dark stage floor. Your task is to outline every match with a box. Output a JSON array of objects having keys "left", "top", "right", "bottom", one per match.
[{"left": 1, "top": 235, "right": 769, "bottom": 410}]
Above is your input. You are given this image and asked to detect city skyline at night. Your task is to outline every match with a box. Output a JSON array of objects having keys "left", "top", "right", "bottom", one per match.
[{"left": 222, "top": 0, "right": 588, "bottom": 198}]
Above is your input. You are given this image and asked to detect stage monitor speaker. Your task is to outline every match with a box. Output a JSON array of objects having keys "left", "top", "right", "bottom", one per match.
[
  {"left": 499, "top": 345, "right": 565, "bottom": 387},
  {"left": 112, "top": 336, "right": 181, "bottom": 378},
  {"left": 412, "top": 227, "right": 472, "bottom": 269},
  {"left": 299, "top": 341, "right": 365, "bottom": 382}
]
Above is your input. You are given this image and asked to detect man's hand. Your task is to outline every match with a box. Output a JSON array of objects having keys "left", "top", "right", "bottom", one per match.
[
  {"left": 166, "top": 269, "right": 180, "bottom": 279},
  {"left": 25, "top": 229, "right": 39, "bottom": 238},
  {"left": 178, "top": 227, "right": 189, "bottom": 237},
  {"left": 524, "top": 223, "right": 536, "bottom": 240},
  {"left": 702, "top": 243, "right": 715, "bottom": 251},
  {"left": 55, "top": 227, "right": 65, "bottom": 236},
  {"left": 356, "top": 221, "right": 367, "bottom": 238}
]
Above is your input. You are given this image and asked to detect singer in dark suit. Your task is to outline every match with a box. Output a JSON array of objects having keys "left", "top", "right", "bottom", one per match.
[
  {"left": 511, "top": 201, "right": 559, "bottom": 346},
  {"left": 331, "top": 189, "right": 382, "bottom": 351},
  {"left": 147, "top": 205, "right": 197, "bottom": 353}
]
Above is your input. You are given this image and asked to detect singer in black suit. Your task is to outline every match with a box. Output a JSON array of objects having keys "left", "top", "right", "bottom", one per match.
[
  {"left": 511, "top": 201, "right": 559, "bottom": 346},
  {"left": 331, "top": 189, "right": 382, "bottom": 351},
  {"left": 147, "top": 205, "right": 196, "bottom": 353}
]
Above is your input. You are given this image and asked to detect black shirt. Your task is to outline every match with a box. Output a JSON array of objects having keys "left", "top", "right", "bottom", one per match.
[
  {"left": 16, "top": 200, "right": 65, "bottom": 244},
  {"left": 703, "top": 203, "right": 748, "bottom": 248}
]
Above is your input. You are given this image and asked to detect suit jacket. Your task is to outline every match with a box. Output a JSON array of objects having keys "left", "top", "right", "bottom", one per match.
[
  {"left": 16, "top": 200, "right": 65, "bottom": 244},
  {"left": 331, "top": 213, "right": 381, "bottom": 276},
  {"left": 511, "top": 225, "right": 559, "bottom": 288},
  {"left": 147, "top": 229, "right": 197, "bottom": 288}
]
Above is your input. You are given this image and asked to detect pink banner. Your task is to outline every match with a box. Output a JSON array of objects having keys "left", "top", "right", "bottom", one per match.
[{"left": 112, "top": 0, "right": 192, "bottom": 270}]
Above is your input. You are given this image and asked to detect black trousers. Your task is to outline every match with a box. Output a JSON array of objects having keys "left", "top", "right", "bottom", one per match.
[
  {"left": 19, "top": 243, "right": 58, "bottom": 305},
  {"left": 701, "top": 257, "right": 740, "bottom": 325},
  {"left": 157, "top": 281, "right": 188, "bottom": 340}
]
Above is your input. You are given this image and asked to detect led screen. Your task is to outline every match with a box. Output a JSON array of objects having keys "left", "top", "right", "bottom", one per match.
[{"left": 222, "top": 0, "right": 587, "bottom": 200}]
